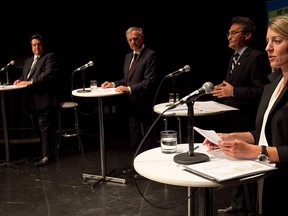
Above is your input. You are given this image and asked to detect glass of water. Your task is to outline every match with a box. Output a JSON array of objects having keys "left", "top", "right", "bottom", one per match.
[
  {"left": 160, "top": 130, "right": 177, "bottom": 153},
  {"left": 90, "top": 80, "right": 97, "bottom": 91},
  {"left": 169, "top": 93, "right": 179, "bottom": 104}
]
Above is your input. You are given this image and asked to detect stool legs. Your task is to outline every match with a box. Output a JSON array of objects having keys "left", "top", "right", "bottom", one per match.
[
  {"left": 74, "top": 107, "right": 84, "bottom": 153},
  {"left": 56, "top": 105, "right": 84, "bottom": 161}
]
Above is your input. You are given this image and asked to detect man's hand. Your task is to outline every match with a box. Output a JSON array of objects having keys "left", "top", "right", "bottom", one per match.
[{"left": 212, "top": 80, "right": 234, "bottom": 98}]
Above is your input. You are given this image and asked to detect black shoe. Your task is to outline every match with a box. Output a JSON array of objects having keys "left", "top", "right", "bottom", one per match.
[
  {"left": 121, "top": 168, "right": 132, "bottom": 175},
  {"left": 133, "top": 173, "right": 144, "bottom": 179},
  {"left": 34, "top": 156, "right": 49, "bottom": 167},
  {"left": 217, "top": 206, "right": 236, "bottom": 214}
]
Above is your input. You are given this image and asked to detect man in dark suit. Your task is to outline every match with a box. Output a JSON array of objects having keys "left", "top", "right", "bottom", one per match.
[
  {"left": 212, "top": 17, "right": 271, "bottom": 215},
  {"left": 101, "top": 26, "right": 159, "bottom": 174},
  {"left": 14, "top": 33, "right": 60, "bottom": 167}
]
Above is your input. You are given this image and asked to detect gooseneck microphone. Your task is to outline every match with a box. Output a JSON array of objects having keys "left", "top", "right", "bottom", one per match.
[
  {"left": 167, "top": 82, "right": 214, "bottom": 110},
  {"left": 172, "top": 81, "right": 214, "bottom": 165},
  {"left": 165, "top": 65, "right": 191, "bottom": 78},
  {"left": 74, "top": 61, "right": 94, "bottom": 72},
  {"left": 0, "top": 60, "right": 15, "bottom": 72}
]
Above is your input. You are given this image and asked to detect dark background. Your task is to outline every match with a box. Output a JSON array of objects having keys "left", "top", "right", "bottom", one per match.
[
  {"left": 0, "top": 0, "right": 270, "bottom": 142},
  {"left": 0, "top": 1, "right": 269, "bottom": 95}
]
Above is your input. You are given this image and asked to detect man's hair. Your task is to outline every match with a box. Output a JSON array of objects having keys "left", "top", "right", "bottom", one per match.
[
  {"left": 30, "top": 34, "right": 44, "bottom": 43},
  {"left": 126, "top": 27, "right": 144, "bottom": 36},
  {"left": 231, "top": 16, "right": 256, "bottom": 35}
]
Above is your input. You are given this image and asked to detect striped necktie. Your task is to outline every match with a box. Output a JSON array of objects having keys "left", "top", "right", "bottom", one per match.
[
  {"left": 127, "top": 53, "right": 138, "bottom": 80},
  {"left": 230, "top": 53, "right": 239, "bottom": 74},
  {"left": 27, "top": 56, "right": 39, "bottom": 79}
]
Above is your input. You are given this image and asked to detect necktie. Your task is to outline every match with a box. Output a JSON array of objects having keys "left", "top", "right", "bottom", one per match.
[
  {"left": 127, "top": 53, "right": 138, "bottom": 80},
  {"left": 230, "top": 53, "right": 239, "bottom": 74},
  {"left": 27, "top": 56, "right": 39, "bottom": 79}
]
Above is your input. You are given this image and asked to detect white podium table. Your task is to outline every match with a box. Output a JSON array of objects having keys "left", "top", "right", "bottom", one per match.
[
  {"left": 153, "top": 101, "right": 238, "bottom": 143},
  {"left": 134, "top": 144, "right": 271, "bottom": 216},
  {"left": 0, "top": 85, "right": 26, "bottom": 169},
  {"left": 72, "top": 87, "right": 126, "bottom": 186},
  {"left": 153, "top": 101, "right": 238, "bottom": 116}
]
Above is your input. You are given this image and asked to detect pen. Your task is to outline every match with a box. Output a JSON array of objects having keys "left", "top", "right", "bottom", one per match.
[
  {"left": 194, "top": 107, "right": 203, "bottom": 111},
  {"left": 194, "top": 145, "right": 199, "bottom": 150}
]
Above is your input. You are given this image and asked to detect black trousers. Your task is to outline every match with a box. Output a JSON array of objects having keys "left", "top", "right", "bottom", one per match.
[
  {"left": 262, "top": 171, "right": 288, "bottom": 216},
  {"left": 29, "top": 109, "right": 56, "bottom": 157},
  {"left": 128, "top": 114, "right": 157, "bottom": 156},
  {"left": 230, "top": 182, "right": 258, "bottom": 214}
]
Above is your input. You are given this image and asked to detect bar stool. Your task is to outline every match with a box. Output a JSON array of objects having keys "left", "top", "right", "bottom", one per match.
[{"left": 56, "top": 102, "right": 84, "bottom": 161}]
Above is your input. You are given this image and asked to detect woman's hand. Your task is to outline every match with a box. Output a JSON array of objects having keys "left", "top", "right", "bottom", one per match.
[
  {"left": 218, "top": 139, "right": 255, "bottom": 159},
  {"left": 203, "top": 138, "right": 220, "bottom": 150}
]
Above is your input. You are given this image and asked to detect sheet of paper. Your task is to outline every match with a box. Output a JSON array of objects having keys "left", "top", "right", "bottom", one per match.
[
  {"left": 183, "top": 158, "right": 276, "bottom": 182},
  {"left": 194, "top": 126, "right": 222, "bottom": 145},
  {"left": 194, "top": 101, "right": 238, "bottom": 112},
  {"left": 154, "top": 100, "right": 238, "bottom": 116}
]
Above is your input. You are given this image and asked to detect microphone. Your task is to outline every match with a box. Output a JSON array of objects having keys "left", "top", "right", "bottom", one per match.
[
  {"left": 167, "top": 82, "right": 214, "bottom": 110},
  {"left": 0, "top": 60, "right": 15, "bottom": 72},
  {"left": 74, "top": 61, "right": 94, "bottom": 72},
  {"left": 165, "top": 65, "right": 191, "bottom": 78}
]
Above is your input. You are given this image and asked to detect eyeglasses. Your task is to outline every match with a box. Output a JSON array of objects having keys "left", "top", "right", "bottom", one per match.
[{"left": 227, "top": 31, "right": 244, "bottom": 37}]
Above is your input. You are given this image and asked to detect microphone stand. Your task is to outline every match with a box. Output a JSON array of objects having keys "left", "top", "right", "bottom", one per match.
[
  {"left": 5, "top": 70, "right": 10, "bottom": 85},
  {"left": 77, "top": 71, "right": 91, "bottom": 93},
  {"left": 0, "top": 69, "right": 11, "bottom": 85},
  {"left": 173, "top": 100, "right": 209, "bottom": 165}
]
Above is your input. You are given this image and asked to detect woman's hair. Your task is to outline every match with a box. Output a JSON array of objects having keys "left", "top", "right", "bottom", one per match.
[{"left": 268, "top": 15, "right": 288, "bottom": 39}]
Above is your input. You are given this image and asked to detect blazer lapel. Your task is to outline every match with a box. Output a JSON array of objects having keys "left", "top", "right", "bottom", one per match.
[
  {"left": 226, "top": 57, "right": 241, "bottom": 81},
  {"left": 27, "top": 56, "right": 41, "bottom": 80},
  {"left": 257, "top": 73, "right": 283, "bottom": 123},
  {"left": 227, "top": 48, "right": 251, "bottom": 81},
  {"left": 127, "top": 52, "right": 142, "bottom": 82}
]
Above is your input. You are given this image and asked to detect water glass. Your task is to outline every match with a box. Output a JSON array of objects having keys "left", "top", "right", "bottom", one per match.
[
  {"left": 160, "top": 130, "right": 177, "bottom": 153},
  {"left": 90, "top": 80, "right": 97, "bottom": 91},
  {"left": 169, "top": 93, "right": 179, "bottom": 104}
]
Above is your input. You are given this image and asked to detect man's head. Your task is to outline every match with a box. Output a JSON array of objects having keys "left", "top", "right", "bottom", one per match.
[
  {"left": 126, "top": 27, "right": 144, "bottom": 52},
  {"left": 30, "top": 34, "right": 45, "bottom": 57},
  {"left": 227, "top": 17, "right": 255, "bottom": 51}
]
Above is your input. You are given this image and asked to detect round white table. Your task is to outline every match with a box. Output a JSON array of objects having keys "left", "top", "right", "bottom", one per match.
[
  {"left": 153, "top": 101, "right": 238, "bottom": 117},
  {"left": 72, "top": 87, "right": 126, "bottom": 186},
  {"left": 133, "top": 144, "right": 272, "bottom": 216},
  {"left": 0, "top": 85, "right": 26, "bottom": 168},
  {"left": 153, "top": 101, "right": 238, "bottom": 144}
]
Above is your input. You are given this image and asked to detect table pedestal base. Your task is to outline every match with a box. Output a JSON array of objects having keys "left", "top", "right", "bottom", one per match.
[
  {"left": 174, "top": 152, "right": 209, "bottom": 165},
  {"left": 83, "top": 172, "right": 126, "bottom": 188},
  {"left": 0, "top": 161, "right": 19, "bottom": 170}
]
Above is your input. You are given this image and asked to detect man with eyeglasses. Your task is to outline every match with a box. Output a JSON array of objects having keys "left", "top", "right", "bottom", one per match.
[{"left": 212, "top": 16, "right": 271, "bottom": 215}]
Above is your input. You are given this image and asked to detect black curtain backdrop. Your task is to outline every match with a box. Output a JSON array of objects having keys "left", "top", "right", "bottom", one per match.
[{"left": 0, "top": 0, "right": 269, "bottom": 130}]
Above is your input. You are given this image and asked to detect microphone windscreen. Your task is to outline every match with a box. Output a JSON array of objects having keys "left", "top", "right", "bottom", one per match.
[
  {"left": 184, "top": 65, "right": 191, "bottom": 72},
  {"left": 88, "top": 61, "right": 94, "bottom": 66},
  {"left": 203, "top": 82, "right": 214, "bottom": 94}
]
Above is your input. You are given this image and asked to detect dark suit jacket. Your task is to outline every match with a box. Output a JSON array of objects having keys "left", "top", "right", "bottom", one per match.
[
  {"left": 114, "top": 47, "right": 158, "bottom": 117},
  {"left": 250, "top": 69, "right": 288, "bottom": 214},
  {"left": 20, "top": 52, "right": 60, "bottom": 111},
  {"left": 252, "top": 69, "right": 288, "bottom": 167},
  {"left": 222, "top": 47, "right": 271, "bottom": 131}
]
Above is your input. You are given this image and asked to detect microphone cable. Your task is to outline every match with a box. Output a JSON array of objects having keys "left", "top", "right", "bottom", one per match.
[
  {"left": 132, "top": 108, "right": 197, "bottom": 209},
  {"left": 152, "top": 65, "right": 190, "bottom": 120}
]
